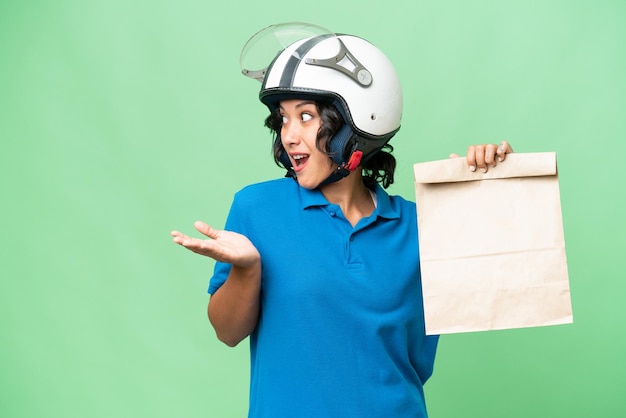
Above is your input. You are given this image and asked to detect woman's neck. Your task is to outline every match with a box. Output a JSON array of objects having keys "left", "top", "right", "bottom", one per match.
[{"left": 319, "top": 171, "right": 375, "bottom": 227}]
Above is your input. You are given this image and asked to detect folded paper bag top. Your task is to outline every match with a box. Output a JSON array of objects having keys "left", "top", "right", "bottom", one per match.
[
  {"left": 413, "top": 152, "right": 573, "bottom": 335},
  {"left": 413, "top": 151, "right": 557, "bottom": 183}
]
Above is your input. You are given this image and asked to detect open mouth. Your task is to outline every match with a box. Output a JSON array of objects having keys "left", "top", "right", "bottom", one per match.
[{"left": 291, "top": 154, "right": 309, "bottom": 170}]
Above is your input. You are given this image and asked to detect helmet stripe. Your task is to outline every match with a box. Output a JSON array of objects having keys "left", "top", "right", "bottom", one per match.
[{"left": 278, "top": 33, "right": 335, "bottom": 88}]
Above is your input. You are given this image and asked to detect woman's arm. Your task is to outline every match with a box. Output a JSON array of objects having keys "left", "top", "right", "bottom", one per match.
[
  {"left": 208, "top": 262, "right": 261, "bottom": 347},
  {"left": 171, "top": 221, "right": 261, "bottom": 347}
]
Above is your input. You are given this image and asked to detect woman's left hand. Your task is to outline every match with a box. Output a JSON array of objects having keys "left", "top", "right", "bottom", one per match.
[{"left": 450, "top": 141, "right": 514, "bottom": 173}]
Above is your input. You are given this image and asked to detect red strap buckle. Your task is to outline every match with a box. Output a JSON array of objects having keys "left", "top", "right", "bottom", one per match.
[{"left": 345, "top": 150, "right": 363, "bottom": 171}]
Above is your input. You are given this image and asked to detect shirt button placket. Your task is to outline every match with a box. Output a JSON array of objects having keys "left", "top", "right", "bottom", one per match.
[{"left": 346, "top": 232, "right": 355, "bottom": 265}]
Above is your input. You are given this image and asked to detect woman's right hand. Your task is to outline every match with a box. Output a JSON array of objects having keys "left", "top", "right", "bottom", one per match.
[
  {"left": 450, "top": 140, "right": 514, "bottom": 173},
  {"left": 171, "top": 221, "right": 260, "bottom": 268}
]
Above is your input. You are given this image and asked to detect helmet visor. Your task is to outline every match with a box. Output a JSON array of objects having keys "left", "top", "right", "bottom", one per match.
[{"left": 240, "top": 22, "right": 335, "bottom": 82}]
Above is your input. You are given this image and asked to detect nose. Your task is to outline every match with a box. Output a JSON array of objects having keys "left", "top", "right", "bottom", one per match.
[{"left": 281, "top": 122, "right": 301, "bottom": 148}]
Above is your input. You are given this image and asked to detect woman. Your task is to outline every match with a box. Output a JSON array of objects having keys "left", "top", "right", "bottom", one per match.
[{"left": 171, "top": 23, "right": 512, "bottom": 418}]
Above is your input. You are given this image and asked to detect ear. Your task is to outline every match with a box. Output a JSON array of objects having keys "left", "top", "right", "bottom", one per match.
[{"left": 327, "top": 124, "right": 355, "bottom": 165}]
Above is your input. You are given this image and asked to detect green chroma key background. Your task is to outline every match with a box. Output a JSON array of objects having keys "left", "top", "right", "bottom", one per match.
[{"left": 2, "top": 1, "right": 624, "bottom": 417}]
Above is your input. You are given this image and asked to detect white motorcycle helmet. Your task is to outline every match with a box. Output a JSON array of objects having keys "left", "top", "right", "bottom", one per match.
[{"left": 240, "top": 22, "right": 403, "bottom": 184}]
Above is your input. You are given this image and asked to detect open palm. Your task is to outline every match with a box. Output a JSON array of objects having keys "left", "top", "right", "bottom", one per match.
[{"left": 171, "top": 221, "right": 260, "bottom": 268}]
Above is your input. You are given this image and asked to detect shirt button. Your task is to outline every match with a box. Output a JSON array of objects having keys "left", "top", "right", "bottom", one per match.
[{"left": 329, "top": 210, "right": 336, "bottom": 216}]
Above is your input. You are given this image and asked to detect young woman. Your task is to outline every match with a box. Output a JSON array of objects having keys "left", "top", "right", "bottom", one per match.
[{"left": 171, "top": 23, "right": 512, "bottom": 418}]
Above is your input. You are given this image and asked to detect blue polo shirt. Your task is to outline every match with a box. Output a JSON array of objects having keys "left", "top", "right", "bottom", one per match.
[{"left": 209, "top": 178, "right": 438, "bottom": 418}]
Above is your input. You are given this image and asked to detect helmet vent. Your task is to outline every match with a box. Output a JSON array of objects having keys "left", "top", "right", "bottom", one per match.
[{"left": 305, "top": 39, "right": 372, "bottom": 87}]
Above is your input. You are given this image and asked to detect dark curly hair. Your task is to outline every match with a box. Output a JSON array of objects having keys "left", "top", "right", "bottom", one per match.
[{"left": 264, "top": 101, "right": 396, "bottom": 189}]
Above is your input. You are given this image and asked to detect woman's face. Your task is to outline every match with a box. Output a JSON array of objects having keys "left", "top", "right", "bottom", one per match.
[{"left": 279, "top": 99, "right": 337, "bottom": 189}]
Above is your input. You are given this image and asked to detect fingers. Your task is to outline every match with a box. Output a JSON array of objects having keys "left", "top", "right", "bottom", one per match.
[
  {"left": 465, "top": 141, "right": 512, "bottom": 173},
  {"left": 194, "top": 220, "right": 219, "bottom": 240},
  {"left": 467, "top": 144, "right": 495, "bottom": 173},
  {"left": 171, "top": 223, "right": 260, "bottom": 267},
  {"left": 171, "top": 222, "right": 227, "bottom": 260},
  {"left": 466, "top": 145, "right": 478, "bottom": 172},
  {"left": 172, "top": 231, "right": 221, "bottom": 258},
  {"left": 496, "top": 140, "right": 513, "bottom": 162},
  {"left": 170, "top": 230, "right": 190, "bottom": 245},
  {"left": 171, "top": 221, "right": 218, "bottom": 248},
  {"left": 171, "top": 229, "right": 202, "bottom": 249}
]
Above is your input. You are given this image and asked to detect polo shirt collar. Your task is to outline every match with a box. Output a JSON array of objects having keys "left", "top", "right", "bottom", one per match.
[
  {"left": 298, "top": 183, "right": 400, "bottom": 220},
  {"left": 299, "top": 186, "right": 329, "bottom": 209},
  {"left": 372, "top": 183, "right": 400, "bottom": 220}
]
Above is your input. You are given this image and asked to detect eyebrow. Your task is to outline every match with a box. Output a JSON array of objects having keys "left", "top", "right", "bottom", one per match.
[{"left": 279, "top": 100, "right": 316, "bottom": 110}]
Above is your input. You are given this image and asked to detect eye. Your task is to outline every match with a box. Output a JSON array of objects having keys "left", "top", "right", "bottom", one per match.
[
  {"left": 301, "top": 113, "right": 313, "bottom": 122},
  {"left": 281, "top": 115, "right": 288, "bottom": 124}
]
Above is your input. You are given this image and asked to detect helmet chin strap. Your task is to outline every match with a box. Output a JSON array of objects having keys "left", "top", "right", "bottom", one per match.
[{"left": 317, "top": 146, "right": 363, "bottom": 187}]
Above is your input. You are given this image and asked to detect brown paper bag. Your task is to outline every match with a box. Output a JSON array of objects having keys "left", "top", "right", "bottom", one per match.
[{"left": 413, "top": 152, "right": 573, "bottom": 335}]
